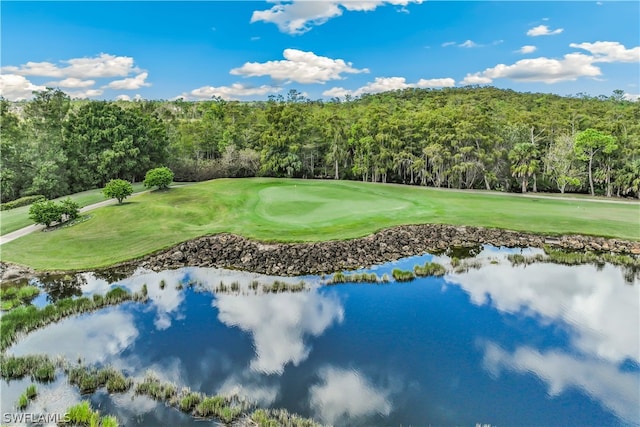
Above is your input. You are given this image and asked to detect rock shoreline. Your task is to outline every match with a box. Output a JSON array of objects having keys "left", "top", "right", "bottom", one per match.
[
  {"left": 2, "top": 224, "right": 638, "bottom": 282},
  {"left": 135, "top": 224, "right": 639, "bottom": 276}
]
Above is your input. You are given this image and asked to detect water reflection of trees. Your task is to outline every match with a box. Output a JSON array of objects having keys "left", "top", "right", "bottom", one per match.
[{"left": 38, "top": 274, "right": 87, "bottom": 302}]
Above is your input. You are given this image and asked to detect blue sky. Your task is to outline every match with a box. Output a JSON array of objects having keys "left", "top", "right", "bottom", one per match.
[{"left": 1, "top": 1, "right": 639, "bottom": 101}]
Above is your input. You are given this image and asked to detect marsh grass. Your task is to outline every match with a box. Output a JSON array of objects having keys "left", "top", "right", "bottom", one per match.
[
  {"left": 0, "top": 286, "right": 148, "bottom": 351},
  {"left": 392, "top": 269, "right": 415, "bottom": 282},
  {"left": 328, "top": 272, "right": 381, "bottom": 284},
  {"left": 413, "top": 262, "right": 446, "bottom": 277},
  {"left": 0, "top": 354, "right": 57, "bottom": 382},
  {"left": 0, "top": 285, "right": 40, "bottom": 311},
  {"left": 16, "top": 384, "right": 37, "bottom": 410},
  {"left": 67, "top": 366, "right": 132, "bottom": 394},
  {"left": 250, "top": 408, "right": 322, "bottom": 427},
  {"left": 262, "top": 280, "right": 306, "bottom": 293},
  {"left": 61, "top": 401, "right": 120, "bottom": 426}
]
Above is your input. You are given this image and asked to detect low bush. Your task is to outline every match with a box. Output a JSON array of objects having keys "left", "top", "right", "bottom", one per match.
[
  {"left": 392, "top": 269, "right": 415, "bottom": 282},
  {"left": 0, "top": 195, "right": 46, "bottom": 211}
]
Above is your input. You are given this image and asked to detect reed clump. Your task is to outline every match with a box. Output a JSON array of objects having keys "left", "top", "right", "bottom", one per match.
[
  {"left": 16, "top": 384, "right": 37, "bottom": 410},
  {"left": 60, "top": 401, "right": 120, "bottom": 426},
  {"left": 328, "top": 272, "right": 381, "bottom": 284},
  {"left": 263, "top": 280, "right": 306, "bottom": 293},
  {"left": 392, "top": 268, "right": 415, "bottom": 282},
  {"left": 0, "top": 354, "right": 57, "bottom": 382},
  {"left": 413, "top": 262, "right": 446, "bottom": 277},
  {"left": 250, "top": 408, "right": 322, "bottom": 427},
  {"left": 0, "top": 285, "right": 40, "bottom": 311},
  {"left": 67, "top": 365, "right": 132, "bottom": 394}
]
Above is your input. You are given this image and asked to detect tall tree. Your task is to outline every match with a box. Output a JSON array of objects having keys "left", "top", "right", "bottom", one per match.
[{"left": 574, "top": 128, "right": 618, "bottom": 196}]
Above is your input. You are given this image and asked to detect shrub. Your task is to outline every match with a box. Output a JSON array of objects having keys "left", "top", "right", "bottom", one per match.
[
  {"left": 103, "top": 179, "right": 134, "bottom": 204},
  {"left": 0, "top": 195, "right": 45, "bottom": 211},
  {"left": 28, "top": 200, "right": 62, "bottom": 227},
  {"left": 143, "top": 167, "right": 174, "bottom": 190}
]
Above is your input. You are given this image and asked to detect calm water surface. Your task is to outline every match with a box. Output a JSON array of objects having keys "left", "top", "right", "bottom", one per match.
[{"left": 2, "top": 246, "right": 639, "bottom": 426}]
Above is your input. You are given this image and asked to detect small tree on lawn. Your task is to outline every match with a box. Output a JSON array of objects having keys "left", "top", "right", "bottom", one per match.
[
  {"left": 103, "top": 179, "right": 134, "bottom": 204},
  {"left": 59, "top": 198, "right": 80, "bottom": 221},
  {"left": 29, "top": 200, "right": 62, "bottom": 227},
  {"left": 143, "top": 167, "right": 174, "bottom": 190}
]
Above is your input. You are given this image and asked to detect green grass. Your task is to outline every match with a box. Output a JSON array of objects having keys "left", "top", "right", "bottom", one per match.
[
  {"left": 0, "top": 183, "right": 147, "bottom": 235},
  {"left": 2, "top": 178, "right": 638, "bottom": 271}
]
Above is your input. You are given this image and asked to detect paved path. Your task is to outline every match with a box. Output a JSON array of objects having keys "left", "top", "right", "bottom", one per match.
[{"left": 0, "top": 199, "right": 118, "bottom": 246}]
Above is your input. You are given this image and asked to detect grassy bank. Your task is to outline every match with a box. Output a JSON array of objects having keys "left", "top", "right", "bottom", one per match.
[
  {"left": 0, "top": 183, "right": 148, "bottom": 235},
  {"left": 2, "top": 178, "right": 638, "bottom": 271}
]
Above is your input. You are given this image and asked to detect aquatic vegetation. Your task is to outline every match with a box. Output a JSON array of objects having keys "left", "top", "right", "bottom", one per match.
[
  {"left": 16, "top": 384, "right": 37, "bottom": 410},
  {"left": 263, "top": 280, "right": 306, "bottom": 293},
  {"left": 159, "top": 279, "right": 166, "bottom": 289},
  {"left": 179, "top": 391, "right": 202, "bottom": 412},
  {"left": 328, "top": 272, "right": 380, "bottom": 284},
  {"left": 452, "top": 258, "right": 484, "bottom": 273},
  {"left": 67, "top": 365, "right": 132, "bottom": 394},
  {"left": 0, "top": 284, "right": 40, "bottom": 311},
  {"left": 135, "top": 373, "right": 177, "bottom": 401},
  {"left": 392, "top": 269, "right": 415, "bottom": 282},
  {"left": 61, "top": 401, "right": 119, "bottom": 426},
  {"left": 0, "top": 354, "right": 57, "bottom": 382},
  {"left": 250, "top": 408, "right": 322, "bottom": 427},
  {"left": 0, "top": 286, "right": 148, "bottom": 351},
  {"left": 413, "top": 262, "right": 446, "bottom": 277}
]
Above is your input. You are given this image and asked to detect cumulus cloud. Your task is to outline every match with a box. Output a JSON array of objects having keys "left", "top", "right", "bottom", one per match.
[
  {"left": 230, "top": 49, "right": 368, "bottom": 84},
  {"left": 45, "top": 77, "right": 96, "bottom": 88},
  {"left": 0, "top": 74, "right": 46, "bottom": 100},
  {"left": 569, "top": 41, "right": 640, "bottom": 63},
  {"left": 2, "top": 53, "right": 140, "bottom": 78},
  {"left": 623, "top": 93, "right": 639, "bottom": 102},
  {"left": 65, "top": 88, "right": 105, "bottom": 99},
  {"left": 518, "top": 45, "right": 537, "bottom": 54},
  {"left": 251, "top": 0, "right": 422, "bottom": 34},
  {"left": 527, "top": 24, "right": 563, "bottom": 37},
  {"left": 178, "top": 83, "right": 281, "bottom": 101},
  {"left": 462, "top": 52, "right": 601, "bottom": 85},
  {"left": 323, "top": 76, "right": 455, "bottom": 98},
  {"left": 310, "top": 366, "right": 392, "bottom": 424},
  {"left": 106, "top": 72, "right": 151, "bottom": 90},
  {"left": 481, "top": 342, "right": 640, "bottom": 424}
]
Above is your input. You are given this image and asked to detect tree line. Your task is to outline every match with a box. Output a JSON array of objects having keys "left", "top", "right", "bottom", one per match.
[{"left": 1, "top": 86, "right": 639, "bottom": 203}]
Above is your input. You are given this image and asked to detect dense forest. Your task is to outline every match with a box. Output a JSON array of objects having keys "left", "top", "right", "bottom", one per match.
[{"left": 1, "top": 86, "right": 639, "bottom": 203}]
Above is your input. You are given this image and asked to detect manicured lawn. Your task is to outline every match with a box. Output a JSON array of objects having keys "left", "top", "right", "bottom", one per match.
[
  {"left": 2, "top": 178, "right": 638, "bottom": 271},
  {"left": 0, "top": 183, "right": 148, "bottom": 235}
]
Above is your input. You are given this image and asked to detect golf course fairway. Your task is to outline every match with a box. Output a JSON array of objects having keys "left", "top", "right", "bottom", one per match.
[{"left": 2, "top": 178, "right": 638, "bottom": 271}]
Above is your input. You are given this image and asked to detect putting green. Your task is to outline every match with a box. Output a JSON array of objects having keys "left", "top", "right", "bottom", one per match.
[
  {"left": 1, "top": 178, "right": 638, "bottom": 271},
  {"left": 255, "top": 183, "right": 411, "bottom": 225}
]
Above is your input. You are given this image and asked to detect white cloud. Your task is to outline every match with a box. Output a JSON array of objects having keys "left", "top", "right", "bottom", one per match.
[
  {"left": 459, "top": 39, "right": 478, "bottom": 48},
  {"left": 230, "top": 49, "right": 368, "bottom": 84},
  {"left": 462, "top": 53, "right": 601, "bottom": 84},
  {"left": 527, "top": 24, "right": 564, "bottom": 37},
  {"left": 2, "top": 53, "right": 140, "bottom": 78},
  {"left": 518, "top": 45, "right": 537, "bottom": 54},
  {"left": 416, "top": 78, "right": 456, "bottom": 88},
  {"left": 481, "top": 343, "right": 640, "bottom": 424},
  {"left": 309, "top": 366, "right": 392, "bottom": 424},
  {"left": 65, "top": 88, "right": 105, "bottom": 99},
  {"left": 323, "top": 76, "right": 455, "bottom": 98},
  {"left": 214, "top": 291, "right": 344, "bottom": 374},
  {"left": 116, "top": 94, "right": 131, "bottom": 101},
  {"left": 251, "top": 0, "right": 422, "bottom": 35},
  {"left": 179, "top": 83, "right": 281, "bottom": 101},
  {"left": 623, "top": 93, "right": 639, "bottom": 101},
  {"left": 441, "top": 41, "right": 456, "bottom": 47},
  {"left": 106, "top": 72, "right": 151, "bottom": 90},
  {"left": 45, "top": 77, "right": 96, "bottom": 88},
  {"left": 0, "top": 74, "right": 46, "bottom": 101},
  {"left": 569, "top": 41, "right": 640, "bottom": 63}
]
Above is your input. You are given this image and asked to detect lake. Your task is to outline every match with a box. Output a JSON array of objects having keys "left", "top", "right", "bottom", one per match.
[{"left": 2, "top": 246, "right": 639, "bottom": 426}]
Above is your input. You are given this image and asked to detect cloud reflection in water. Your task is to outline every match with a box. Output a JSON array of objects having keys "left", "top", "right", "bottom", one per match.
[{"left": 214, "top": 290, "right": 344, "bottom": 374}]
